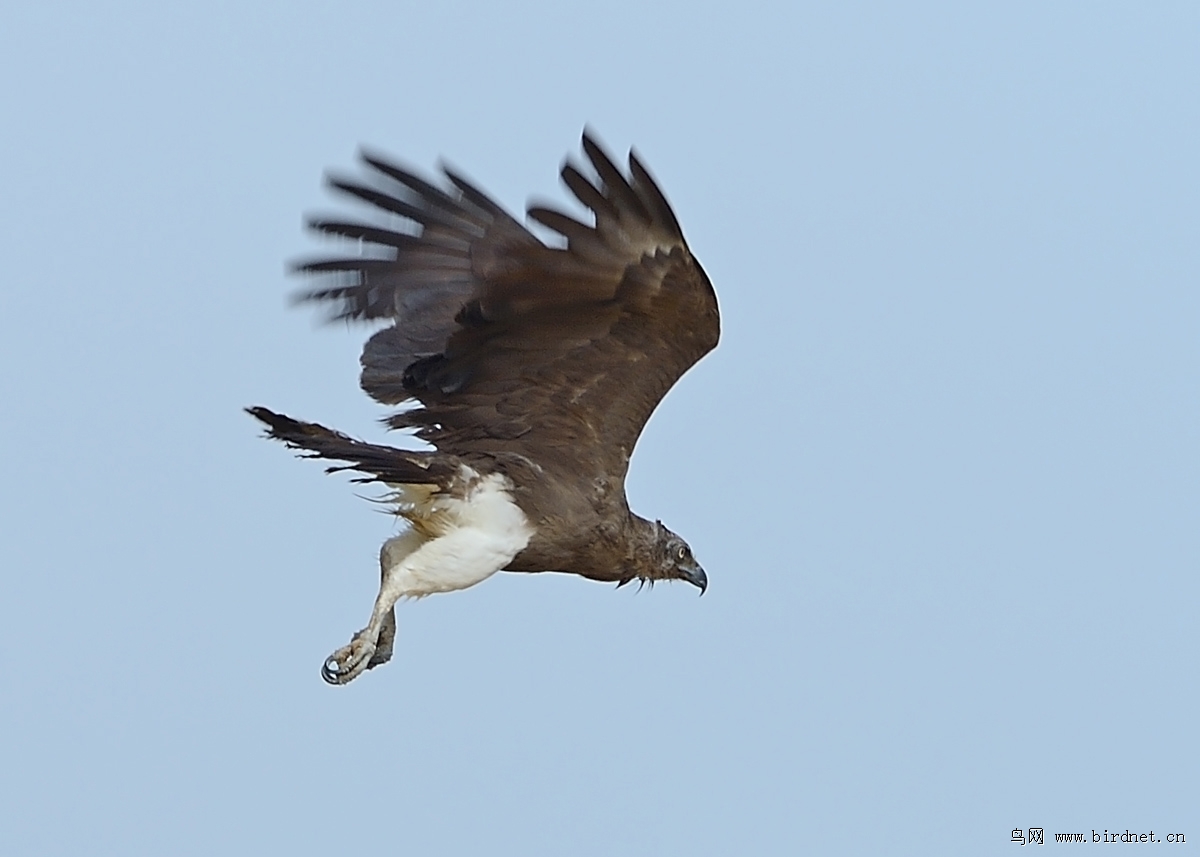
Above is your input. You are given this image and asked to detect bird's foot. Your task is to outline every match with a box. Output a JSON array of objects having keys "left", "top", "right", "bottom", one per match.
[{"left": 321, "top": 631, "right": 378, "bottom": 685}]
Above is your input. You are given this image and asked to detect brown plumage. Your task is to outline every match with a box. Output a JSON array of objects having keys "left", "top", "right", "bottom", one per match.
[{"left": 249, "top": 132, "right": 719, "bottom": 684}]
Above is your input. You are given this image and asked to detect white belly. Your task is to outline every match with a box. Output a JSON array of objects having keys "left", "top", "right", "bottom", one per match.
[{"left": 381, "top": 470, "right": 532, "bottom": 598}]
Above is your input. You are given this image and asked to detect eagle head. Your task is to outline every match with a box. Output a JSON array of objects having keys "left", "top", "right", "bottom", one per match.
[{"left": 653, "top": 520, "right": 707, "bottom": 594}]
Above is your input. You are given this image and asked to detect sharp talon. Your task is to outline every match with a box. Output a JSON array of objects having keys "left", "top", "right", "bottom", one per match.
[
  {"left": 321, "top": 656, "right": 346, "bottom": 685},
  {"left": 319, "top": 633, "right": 378, "bottom": 685}
]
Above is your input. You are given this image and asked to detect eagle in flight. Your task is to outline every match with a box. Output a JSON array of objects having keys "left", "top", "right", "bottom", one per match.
[{"left": 249, "top": 132, "right": 719, "bottom": 684}]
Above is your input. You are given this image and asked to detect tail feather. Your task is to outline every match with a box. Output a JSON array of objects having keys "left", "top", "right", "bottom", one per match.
[{"left": 246, "top": 406, "right": 457, "bottom": 486}]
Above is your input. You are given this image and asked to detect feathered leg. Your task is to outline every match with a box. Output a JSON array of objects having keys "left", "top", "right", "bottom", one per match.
[
  {"left": 321, "top": 530, "right": 424, "bottom": 685},
  {"left": 319, "top": 475, "right": 531, "bottom": 685}
]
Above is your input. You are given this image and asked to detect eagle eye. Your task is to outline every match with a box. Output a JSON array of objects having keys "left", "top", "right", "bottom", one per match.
[{"left": 676, "top": 545, "right": 687, "bottom": 560}]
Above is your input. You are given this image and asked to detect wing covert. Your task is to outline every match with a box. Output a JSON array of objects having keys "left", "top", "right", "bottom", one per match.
[{"left": 297, "top": 132, "right": 719, "bottom": 483}]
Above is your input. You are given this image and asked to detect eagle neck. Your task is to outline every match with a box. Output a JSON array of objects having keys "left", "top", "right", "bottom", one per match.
[{"left": 624, "top": 513, "right": 664, "bottom": 572}]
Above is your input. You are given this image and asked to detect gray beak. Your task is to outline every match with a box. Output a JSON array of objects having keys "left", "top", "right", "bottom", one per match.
[{"left": 680, "top": 562, "right": 708, "bottom": 595}]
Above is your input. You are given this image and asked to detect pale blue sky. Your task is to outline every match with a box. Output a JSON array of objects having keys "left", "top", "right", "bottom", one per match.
[{"left": 1, "top": 2, "right": 1197, "bottom": 854}]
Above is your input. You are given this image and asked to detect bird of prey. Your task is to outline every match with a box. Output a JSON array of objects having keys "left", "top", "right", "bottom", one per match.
[{"left": 248, "top": 132, "right": 719, "bottom": 684}]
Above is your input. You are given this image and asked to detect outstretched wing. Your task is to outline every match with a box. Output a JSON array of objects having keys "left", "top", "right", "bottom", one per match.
[{"left": 296, "top": 132, "right": 719, "bottom": 484}]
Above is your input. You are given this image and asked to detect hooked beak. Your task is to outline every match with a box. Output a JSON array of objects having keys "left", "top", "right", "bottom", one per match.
[{"left": 680, "top": 561, "right": 708, "bottom": 595}]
